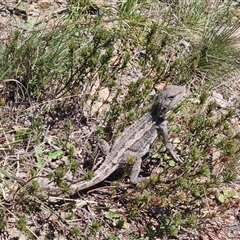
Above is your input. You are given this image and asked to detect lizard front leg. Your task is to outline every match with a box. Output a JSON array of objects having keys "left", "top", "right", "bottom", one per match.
[{"left": 158, "top": 120, "right": 183, "bottom": 163}]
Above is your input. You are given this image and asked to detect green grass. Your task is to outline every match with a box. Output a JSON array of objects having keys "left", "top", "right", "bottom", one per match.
[{"left": 0, "top": 0, "right": 240, "bottom": 238}]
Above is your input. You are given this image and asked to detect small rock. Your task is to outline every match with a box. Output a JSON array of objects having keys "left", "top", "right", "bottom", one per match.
[{"left": 211, "top": 91, "right": 229, "bottom": 108}]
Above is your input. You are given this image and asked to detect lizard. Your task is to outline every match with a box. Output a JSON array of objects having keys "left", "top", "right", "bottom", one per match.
[
  {"left": 68, "top": 85, "right": 186, "bottom": 195},
  {"left": 1, "top": 85, "right": 186, "bottom": 196}
]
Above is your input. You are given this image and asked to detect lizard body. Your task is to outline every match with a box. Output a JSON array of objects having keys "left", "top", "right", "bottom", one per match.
[{"left": 69, "top": 85, "right": 186, "bottom": 193}]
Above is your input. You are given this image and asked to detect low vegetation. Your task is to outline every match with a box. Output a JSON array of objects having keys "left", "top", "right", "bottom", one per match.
[{"left": 0, "top": 0, "right": 239, "bottom": 239}]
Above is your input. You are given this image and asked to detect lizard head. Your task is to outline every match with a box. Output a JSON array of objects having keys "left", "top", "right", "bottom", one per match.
[{"left": 151, "top": 85, "right": 187, "bottom": 122}]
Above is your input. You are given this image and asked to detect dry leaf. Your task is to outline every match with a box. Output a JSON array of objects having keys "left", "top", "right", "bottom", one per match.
[{"left": 154, "top": 82, "right": 166, "bottom": 91}]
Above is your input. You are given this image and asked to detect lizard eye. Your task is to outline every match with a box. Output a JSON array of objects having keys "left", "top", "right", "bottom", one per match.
[
  {"left": 162, "top": 106, "right": 168, "bottom": 112},
  {"left": 168, "top": 96, "right": 175, "bottom": 100}
]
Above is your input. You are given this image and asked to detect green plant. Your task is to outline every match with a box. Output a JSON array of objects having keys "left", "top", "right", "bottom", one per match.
[
  {"left": 216, "top": 189, "right": 236, "bottom": 203},
  {"left": 16, "top": 215, "right": 35, "bottom": 239}
]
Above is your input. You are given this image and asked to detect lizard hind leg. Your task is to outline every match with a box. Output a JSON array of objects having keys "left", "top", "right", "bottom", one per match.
[
  {"left": 128, "top": 156, "right": 150, "bottom": 184},
  {"left": 98, "top": 139, "right": 110, "bottom": 155},
  {"left": 92, "top": 139, "right": 111, "bottom": 171}
]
